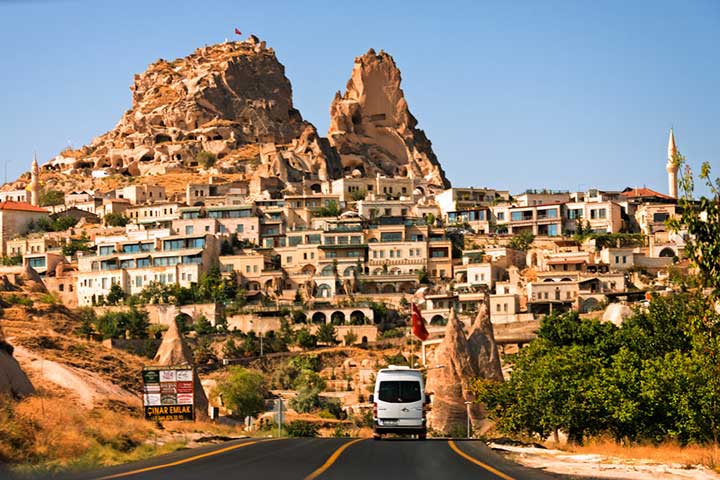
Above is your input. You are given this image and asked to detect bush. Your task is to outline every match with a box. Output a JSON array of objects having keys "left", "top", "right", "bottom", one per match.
[
  {"left": 343, "top": 330, "right": 358, "bottom": 346},
  {"left": 93, "top": 307, "right": 149, "bottom": 339},
  {"left": 1, "top": 255, "right": 22, "bottom": 266},
  {"left": 215, "top": 367, "right": 268, "bottom": 419},
  {"left": 191, "top": 315, "right": 215, "bottom": 335},
  {"left": 105, "top": 213, "right": 129, "bottom": 227},
  {"left": 285, "top": 420, "right": 319, "bottom": 438},
  {"left": 196, "top": 151, "right": 217, "bottom": 169},
  {"left": 317, "top": 323, "right": 337, "bottom": 345},
  {"left": 296, "top": 328, "right": 317, "bottom": 349},
  {"left": 6, "top": 295, "right": 33, "bottom": 307},
  {"left": 39, "top": 189, "right": 64, "bottom": 207},
  {"left": 288, "top": 354, "right": 321, "bottom": 373}
]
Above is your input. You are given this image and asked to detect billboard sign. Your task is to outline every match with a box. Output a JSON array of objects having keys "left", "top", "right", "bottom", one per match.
[{"left": 143, "top": 366, "right": 194, "bottom": 421}]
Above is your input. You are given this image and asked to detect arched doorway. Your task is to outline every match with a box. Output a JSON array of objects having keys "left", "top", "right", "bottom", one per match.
[
  {"left": 316, "top": 284, "right": 332, "bottom": 298},
  {"left": 659, "top": 247, "right": 676, "bottom": 258},
  {"left": 331, "top": 311, "right": 346, "bottom": 325},
  {"left": 350, "top": 310, "right": 365, "bottom": 325},
  {"left": 430, "top": 315, "right": 446, "bottom": 326},
  {"left": 311, "top": 312, "right": 327, "bottom": 324}
]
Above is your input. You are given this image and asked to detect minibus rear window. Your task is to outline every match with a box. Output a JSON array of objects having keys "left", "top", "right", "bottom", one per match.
[{"left": 378, "top": 381, "right": 421, "bottom": 403}]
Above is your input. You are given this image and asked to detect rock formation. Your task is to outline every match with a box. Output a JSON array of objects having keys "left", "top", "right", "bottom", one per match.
[
  {"left": 0, "top": 340, "right": 35, "bottom": 399},
  {"left": 328, "top": 49, "right": 450, "bottom": 187},
  {"left": 47, "top": 36, "right": 342, "bottom": 183},
  {"left": 467, "top": 301, "right": 504, "bottom": 382},
  {"left": 153, "top": 320, "right": 209, "bottom": 419},
  {"left": 425, "top": 309, "right": 481, "bottom": 435}
]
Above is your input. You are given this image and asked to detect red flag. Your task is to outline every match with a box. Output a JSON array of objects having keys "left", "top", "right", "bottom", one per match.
[
  {"left": 411, "top": 304, "right": 429, "bottom": 341},
  {"left": 234, "top": 28, "right": 242, "bottom": 35}
]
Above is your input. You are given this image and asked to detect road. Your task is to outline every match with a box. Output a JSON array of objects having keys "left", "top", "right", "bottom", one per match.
[{"left": 52, "top": 437, "right": 561, "bottom": 480}]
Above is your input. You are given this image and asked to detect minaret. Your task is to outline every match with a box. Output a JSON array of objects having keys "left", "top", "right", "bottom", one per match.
[
  {"left": 666, "top": 128, "right": 678, "bottom": 199},
  {"left": 30, "top": 153, "right": 40, "bottom": 206}
]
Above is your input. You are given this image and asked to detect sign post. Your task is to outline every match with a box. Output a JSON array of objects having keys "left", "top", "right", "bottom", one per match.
[{"left": 143, "top": 366, "right": 195, "bottom": 421}]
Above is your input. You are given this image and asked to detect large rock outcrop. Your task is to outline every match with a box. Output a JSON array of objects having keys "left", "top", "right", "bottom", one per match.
[
  {"left": 47, "top": 36, "right": 342, "bottom": 183},
  {"left": 425, "top": 309, "right": 480, "bottom": 435},
  {"left": 426, "top": 306, "right": 504, "bottom": 435},
  {"left": 0, "top": 340, "right": 35, "bottom": 399},
  {"left": 328, "top": 49, "right": 450, "bottom": 187},
  {"left": 467, "top": 302, "right": 504, "bottom": 382},
  {"left": 153, "top": 320, "right": 209, "bottom": 419}
]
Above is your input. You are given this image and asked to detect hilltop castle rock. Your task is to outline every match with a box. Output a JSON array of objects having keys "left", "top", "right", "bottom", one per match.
[
  {"left": 41, "top": 40, "right": 448, "bottom": 190},
  {"left": 48, "top": 36, "right": 342, "bottom": 183},
  {"left": 328, "top": 49, "right": 450, "bottom": 187}
]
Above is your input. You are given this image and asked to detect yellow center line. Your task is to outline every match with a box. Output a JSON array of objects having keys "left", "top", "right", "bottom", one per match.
[
  {"left": 304, "top": 438, "right": 365, "bottom": 480},
  {"left": 448, "top": 439, "right": 515, "bottom": 480},
  {"left": 95, "top": 438, "right": 284, "bottom": 480}
]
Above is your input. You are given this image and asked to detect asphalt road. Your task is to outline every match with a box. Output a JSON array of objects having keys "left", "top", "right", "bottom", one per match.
[{"left": 50, "top": 437, "right": 561, "bottom": 480}]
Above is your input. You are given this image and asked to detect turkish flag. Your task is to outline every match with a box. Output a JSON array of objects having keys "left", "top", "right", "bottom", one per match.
[
  {"left": 411, "top": 304, "right": 429, "bottom": 341},
  {"left": 234, "top": 28, "right": 242, "bottom": 35}
]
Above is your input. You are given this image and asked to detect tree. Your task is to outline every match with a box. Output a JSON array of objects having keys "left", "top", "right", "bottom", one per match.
[
  {"left": 105, "top": 213, "right": 129, "bottom": 227},
  {"left": 106, "top": 284, "right": 126, "bottom": 305},
  {"left": 350, "top": 189, "right": 367, "bottom": 202},
  {"left": 668, "top": 156, "right": 720, "bottom": 298},
  {"left": 215, "top": 367, "right": 268, "bottom": 418},
  {"left": 508, "top": 231, "right": 535, "bottom": 251},
  {"left": 313, "top": 200, "right": 341, "bottom": 217},
  {"left": 317, "top": 323, "right": 337, "bottom": 345},
  {"left": 296, "top": 328, "right": 317, "bottom": 349},
  {"left": 192, "top": 314, "right": 215, "bottom": 335},
  {"left": 39, "top": 189, "right": 64, "bottom": 207}
]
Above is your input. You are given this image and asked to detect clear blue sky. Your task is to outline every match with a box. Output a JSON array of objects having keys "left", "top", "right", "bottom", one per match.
[{"left": 1, "top": 0, "right": 718, "bottom": 196}]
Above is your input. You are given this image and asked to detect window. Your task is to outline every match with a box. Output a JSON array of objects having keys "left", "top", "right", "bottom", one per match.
[
  {"left": 286, "top": 256, "right": 292, "bottom": 264},
  {"left": 381, "top": 232, "right": 402, "bottom": 242},
  {"left": 236, "top": 224, "right": 244, "bottom": 233},
  {"left": 497, "top": 212, "right": 505, "bottom": 221},
  {"left": 28, "top": 257, "right": 46, "bottom": 268},
  {"left": 378, "top": 381, "right": 421, "bottom": 403},
  {"left": 185, "top": 225, "right": 194, "bottom": 235}
]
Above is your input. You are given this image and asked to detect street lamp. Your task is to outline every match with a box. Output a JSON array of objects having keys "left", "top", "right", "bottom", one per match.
[{"left": 464, "top": 401, "right": 472, "bottom": 439}]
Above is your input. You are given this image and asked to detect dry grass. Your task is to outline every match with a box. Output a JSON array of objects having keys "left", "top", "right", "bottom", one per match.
[
  {"left": 0, "top": 391, "right": 247, "bottom": 477},
  {"left": 562, "top": 437, "right": 720, "bottom": 472}
]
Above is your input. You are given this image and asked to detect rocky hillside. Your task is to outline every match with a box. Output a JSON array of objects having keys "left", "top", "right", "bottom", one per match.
[
  {"left": 329, "top": 49, "right": 450, "bottom": 187},
  {"left": 46, "top": 35, "right": 342, "bottom": 184},
  {"left": 29, "top": 38, "right": 449, "bottom": 192}
]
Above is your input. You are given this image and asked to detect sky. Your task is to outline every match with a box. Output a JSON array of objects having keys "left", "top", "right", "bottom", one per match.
[{"left": 1, "top": 0, "right": 718, "bottom": 196}]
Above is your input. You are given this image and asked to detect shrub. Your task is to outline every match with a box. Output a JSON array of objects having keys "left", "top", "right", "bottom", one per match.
[
  {"left": 285, "top": 420, "right": 319, "bottom": 438},
  {"left": 296, "top": 328, "right": 317, "bottom": 349},
  {"left": 215, "top": 367, "right": 268, "bottom": 419},
  {"left": 196, "top": 151, "right": 217, "bottom": 169},
  {"left": 105, "top": 213, "right": 129, "bottom": 227},
  {"left": 317, "top": 323, "right": 337, "bottom": 345},
  {"left": 343, "top": 330, "right": 358, "bottom": 346}
]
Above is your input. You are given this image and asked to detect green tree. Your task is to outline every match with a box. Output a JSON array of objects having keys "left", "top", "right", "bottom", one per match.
[
  {"left": 192, "top": 314, "right": 215, "bottom": 335},
  {"left": 39, "top": 189, "right": 64, "bottom": 207},
  {"left": 668, "top": 156, "right": 720, "bottom": 297},
  {"left": 508, "top": 231, "right": 535, "bottom": 251},
  {"left": 317, "top": 323, "right": 337, "bottom": 345},
  {"left": 296, "top": 328, "right": 317, "bottom": 349},
  {"left": 215, "top": 367, "right": 268, "bottom": 418},
  {"left": 106, "top": 284, "right": 126, "bottom": 306},
  {"left": 105, "top": 213, "right": 129, "bottom": 227}
]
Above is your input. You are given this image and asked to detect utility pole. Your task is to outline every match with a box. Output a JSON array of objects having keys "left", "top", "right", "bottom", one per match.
[{"left": 464, "top": 401, "right": 472, "bottom": 438}]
